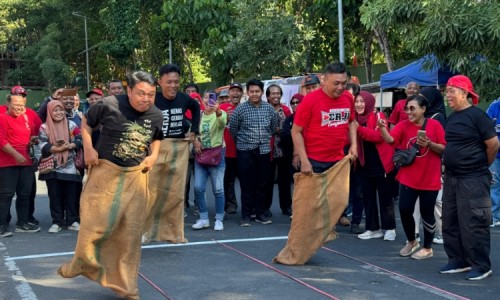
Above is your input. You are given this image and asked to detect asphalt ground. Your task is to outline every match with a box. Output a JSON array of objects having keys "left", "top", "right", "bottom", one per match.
[{"left": 0, "top": 176, "right": 499, "bottom": 300}]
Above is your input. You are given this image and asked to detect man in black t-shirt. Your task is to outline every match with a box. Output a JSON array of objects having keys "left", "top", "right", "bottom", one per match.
[
  {"left": 143, "top": 63, "right": 200, "bottom": 243},
  {"left": 440, "top": 75, "right": 499, "bottom": 281},
  {"left": 58, "top": 71, "right": 163, "bottom": 299}
]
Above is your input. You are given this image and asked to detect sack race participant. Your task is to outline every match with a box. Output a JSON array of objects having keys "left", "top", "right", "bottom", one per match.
[
  {"left": 142, "top": 64, "right": 200, "bottom": 243},
  {"left": 273, "top": 156, "right": 351, "bottom": 265},
  {"left": 58, "top": 71, "right": 163, "bottom": 299}
]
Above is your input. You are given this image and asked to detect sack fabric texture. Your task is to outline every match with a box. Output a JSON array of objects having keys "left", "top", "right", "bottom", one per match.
[
  {"left": 195, "top": 145, "right": 223, "bottom": 167},
  {"left": 273, "top": 155, "right": 351, "bottom": 265},
  {"left": 58, "top": 159, "right": 149, "bottom": 300},
  {"left": 143, "top": 138, "right": 190, "bottom": 243}
]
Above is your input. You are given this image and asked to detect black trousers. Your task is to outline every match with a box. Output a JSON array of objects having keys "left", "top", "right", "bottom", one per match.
[
  {"left": 349, "top": 168, "right": 364, "bottom": 225},
  {"left": 46, "top": 179, "right": 79, "bottom": 226},
  {"left": 0, "top": 166, "right": 33, "bottom": 226},
  {"left": 237, "top": 149, "right": 272, "bottom": 218},
  {"left": 399, "top": 184, "right": 438, "bottom": 248},
  {"left": 264, "top": 156, "right": 292, "bottom": 213},
  {"left": 224, "top": 157, "right": 238, "bottom": 211},
  {"left": 442, "top": 174, "right": 492, "bottom": 272},
  {"left": 361, "top": 173, "right": 396, "bottom": 231}
]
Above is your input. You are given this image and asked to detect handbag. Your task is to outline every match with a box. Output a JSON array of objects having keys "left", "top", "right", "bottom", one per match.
[
  {"left": 38, "top": 156, "right": 55, "bottom": 174},
  {"left": 392, "top": 118, "right": 428, "bottom": 167},
  {"left": 195, "top": 145, "right": 223, "bottom": 167},
  {"left": 29, "top": 144, "right": 41, "bottom": 169}
]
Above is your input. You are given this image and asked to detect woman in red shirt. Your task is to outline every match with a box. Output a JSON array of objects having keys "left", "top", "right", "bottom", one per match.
[{"left": 378, "top": 94, "right": 446, "bottom": 259}]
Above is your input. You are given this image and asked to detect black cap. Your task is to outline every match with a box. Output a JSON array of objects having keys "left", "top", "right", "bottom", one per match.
[
  {"left": 303, "top": 74, "right": 320, "bottom": 86},
  {"left": 229, "top": 83, "right": 243, "bottom": 91}
]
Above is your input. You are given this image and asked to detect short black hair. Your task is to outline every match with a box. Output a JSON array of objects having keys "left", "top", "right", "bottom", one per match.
[
  {"left": 159, "top": 63, "right": 181, "bottom": 77},
  {"left": 184, "top": 83, "right": 199, "bottom": 93},
  {"left": 406, "top": 94, "right": 429, "bottom": 108},
  {"left": 126, "top": 71, "right": 156, "bottom": 89},
  {"left": 246, "top": 79, "right": 264, "bottom": 92},
  {"left": 324, "top": 62, "right": 347, "bottom": 75},
  {"left": 346, "top": 83, "right": 361, "bottom": 95},
  {"left": 108, "top": 79, "right": 123, "bottom": 86},
  {"left": 265, "top": 84, "right": 282, "bottom": 98}
]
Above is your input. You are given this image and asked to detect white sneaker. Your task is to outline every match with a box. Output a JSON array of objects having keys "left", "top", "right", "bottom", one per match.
[
  {"left": 490, "top": 220, "right": 500, "bottom": 227},
  {"left": 384, "top": 229, "right": 396, "bottom": 241},
  {"left": 141, "top": 234, "right": 151, "bottom": 244},
  {"left": 214, "top": 220, "right": 224, "bottom": 231},
  {"left": 433, "top": 235, "right": 444, "bottom": 244},
  {"left": 48, "top": 224, "right": 61, "bottom": 233},
  {"left": 192, "top": 219, "right": 209, "bottom": 230},
  {"left": 68, "top": 222, "right": 80, "bottom": 231},
  {"left": 358, "top": 230, "right": 384, "bottom": 240}
]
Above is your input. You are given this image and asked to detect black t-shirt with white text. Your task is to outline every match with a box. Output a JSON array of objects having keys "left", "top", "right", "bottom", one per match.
[
  {"left": 154, "top": 92, "right": 200, "bottom": 138},
  {"left": 443, "top": 106, "right": 496, "bottom": 176},
  {"left": 86, "top": 95, "right": 164, "bottom": 167}
]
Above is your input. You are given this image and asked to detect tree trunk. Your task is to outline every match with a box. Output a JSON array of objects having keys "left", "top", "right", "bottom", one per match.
[
  {"left": 180, "top": 42, "right": 194, "bottom": 83},
  {"left": 373, "top": 27, "right": 395, "bottom": 72},
  {"left": 363, "top": 34, "right": 373, "bottom": 83}
]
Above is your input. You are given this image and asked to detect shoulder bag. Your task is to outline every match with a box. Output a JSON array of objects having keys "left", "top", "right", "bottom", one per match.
[{"left": 392, "top": 118, "right": 428, "bottom": 167}]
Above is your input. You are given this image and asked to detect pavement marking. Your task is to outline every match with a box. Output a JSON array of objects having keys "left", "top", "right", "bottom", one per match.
[
  {"left": 5, "top": 236, "right": 289, "bottom": 261},
  {"left": 1, "top": 242, "right": 38, "bottom": 300}
]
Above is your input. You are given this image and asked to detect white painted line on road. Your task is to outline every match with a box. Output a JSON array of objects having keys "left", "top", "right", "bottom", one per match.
[
  {"left": 5, "top": 236, "right": 289, "bottom": 261},
  {"left": 1, "top": 242, "right": 38, "bottom": 300}
]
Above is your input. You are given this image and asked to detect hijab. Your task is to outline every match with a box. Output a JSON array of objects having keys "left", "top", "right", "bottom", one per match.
[
  {"left": 421, "top": 87, "right": 446, "bottom": 127},
  {"left": 355, "top": 91, "right": 376, "bottom": 166},
  {"left": 46, "top": 100, "right": 70, "bottom": 167}
]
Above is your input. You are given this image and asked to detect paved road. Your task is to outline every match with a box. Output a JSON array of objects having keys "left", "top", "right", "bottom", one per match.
[{"left": 0, "top": 177, "right": 499, "bottom": 300}]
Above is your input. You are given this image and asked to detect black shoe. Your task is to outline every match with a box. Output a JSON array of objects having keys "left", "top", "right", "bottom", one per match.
[
  {"left": 27, "top": 217, "right": 39, "bottom": 226},
  {"left": 250, "top": 214, "right": 256, "bottom": 221},
  {"left": 240, "top": 217, "right": 252, "bottom": 227},
  {"left": 263, "top": 210, "right": 273, "bottom": 218},
  {"left": 350, "top": 224, "right": 363, "bottom": 234},
  {"left": 0, "top": 225, "right": 13, "bottom": 237},
  {"left": 255, "top": 214, "right": 272, "bottom": 225},
  {"left": 15, "top": 223, "right": 41, "bottom": 233},
  {"left": 282, "top": 208, "right": 292, "bottom": 216},
  {"left": 226, "top": 208, "right": 237, "bottom": 214}
]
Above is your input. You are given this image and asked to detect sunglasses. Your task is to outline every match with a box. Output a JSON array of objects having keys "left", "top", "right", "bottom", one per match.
[
  {"left": 290, "top": 101, "right": 300, "bottom": 105},
  {"left": 404, "top": 106, "right": 418, "bottom": 112}
]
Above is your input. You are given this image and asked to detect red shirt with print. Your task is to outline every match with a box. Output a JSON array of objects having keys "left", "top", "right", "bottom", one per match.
[
  {"left": 220, "top": 103, "right": 237, "bottom": 158},
  {"left": 390, "top": 118, "right": 445, "bottom": 190},
  {"left": 294, "top": 89, "right": 354, "bottom": 162},
  {"left": 388, "top": 99, "right": 408, "bottom": 125}
]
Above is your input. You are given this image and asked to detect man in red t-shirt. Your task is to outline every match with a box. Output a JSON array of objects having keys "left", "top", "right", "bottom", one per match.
[
  {"left": 219, "top": 83, "right": 243, "bottom": 213},
  {"left": 388, "top": 82, "right": 420, "bottom": 126},
  {"left": 292, "top": 62, "right": 357, "bottom": 175}
]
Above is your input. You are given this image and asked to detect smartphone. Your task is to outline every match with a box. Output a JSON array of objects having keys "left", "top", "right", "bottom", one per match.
[
  {"left": 60, "top": 89, "right": 77, "bottom": 97},
  {"left": 57, "top": 139, "right": 65, "bottom": 146},
  {"left": 417, "top": 130, "right": 427, "bottom": 139},
  {"left": 208, "top": 92, "right": 217, "bottom": 106}
]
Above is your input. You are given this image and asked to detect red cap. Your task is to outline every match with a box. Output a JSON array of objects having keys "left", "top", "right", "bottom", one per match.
[
  {"left": 11, "top": 86, "right": 27, "bottom": 96},
  {"left": 447, "top": 75, "right": 479, "bottom": 105},
  {"left": 86, "top": 88, "right": 104, "bottom": 98}
]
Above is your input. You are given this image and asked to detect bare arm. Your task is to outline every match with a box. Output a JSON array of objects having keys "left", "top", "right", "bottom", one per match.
[
  {"left": 1, "top": 144, "right": 26, "bottom": 164},
  {"left": 348, "top": 121, "right": 358, "bottom": 162},
  {"left": 141, "top": 139, "right": 161, "bottom": 172},
  {"left": 81, "top": 116, "right": 99, "bottom": 166},
  {"left": 485, "top": 136, "right": 499, "bottom": 166},
  {"left": 377, "top": 118, "right": 395, "bottom": 144},
  {"left": 291, "top": 124, "right": 312, "bottom": 175}
]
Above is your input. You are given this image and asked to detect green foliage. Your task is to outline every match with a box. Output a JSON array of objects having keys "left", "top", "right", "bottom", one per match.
[{"left": 39, "top": 58, "right": 72, "bottom": 90}]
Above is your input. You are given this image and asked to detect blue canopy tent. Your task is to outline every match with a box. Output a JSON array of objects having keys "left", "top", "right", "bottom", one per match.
[{"left": 380, "top": 55, "right": 454, "bottom": 89}]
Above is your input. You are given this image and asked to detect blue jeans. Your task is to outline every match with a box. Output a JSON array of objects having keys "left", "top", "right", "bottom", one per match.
[
  {"left": 194, "top": 149, "right": 226, "bottom": 221},
  {"left": 490, "top": 158, "right": 500, "bottom": 222}
]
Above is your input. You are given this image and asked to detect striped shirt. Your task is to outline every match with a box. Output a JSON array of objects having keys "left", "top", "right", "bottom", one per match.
[{"left": 229, "top": 100, "right": 279, "bottom": 154}]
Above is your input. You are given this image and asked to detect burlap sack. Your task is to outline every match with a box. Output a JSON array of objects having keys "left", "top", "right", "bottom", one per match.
[
  {"left": 273, "top": 156, "right": 351, "bottom": 265},
  {"left": 58, "top": 159, "right": 149, "bottom": 300},
  {"left": 143, "top": 138, "right": 189, "bottom": 243}
]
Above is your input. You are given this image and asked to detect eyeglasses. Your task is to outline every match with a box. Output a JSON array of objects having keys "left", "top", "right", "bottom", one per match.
[
  {"left": 290, "top": 101, "right": 300, "bottom": 105},
  {"left": 404, "top": 106, "right": 418, "bottom": 112}
]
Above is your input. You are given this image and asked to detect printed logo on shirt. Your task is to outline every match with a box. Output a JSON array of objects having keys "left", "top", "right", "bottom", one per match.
[
  {"left": 321, "top": 108, "right": 350, "bottom": 127},
  {"left": 161, "top": 108, "right": 184, "bottom": 137},
  {"left": 113, "top": 121, "right": 152, "bottom": 160}
]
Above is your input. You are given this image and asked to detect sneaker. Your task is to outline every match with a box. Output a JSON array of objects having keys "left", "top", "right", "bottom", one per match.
[
  {"left": 411, "top": 248, "right": 433, "bottom": 260},
  {"left": 192, "top": 219, "right": 209, "bottom": 230},
  {"left": 255, "top": 214, "right": 272, "bottom": 225},
  {"left": 15, "top": 223, "right": 40, "bottom": 233},
  {"left": 358, "top": 230, "right": 383, "bottom": 240},
  {"left": 27, "top": 217, "right": 40, "bottom": 226},
  {"left": 214, "top": 220, "right": 224, "bottom": 231},
  {"left": 490, "top": 220, "right": 500, "bottom": 227},
  {"left": 465, "top": 269, "right": 493, "bottom": 280},
  {"left": 439, "top": 263, "right": 472, "bottom": 274},
  {"left": 433, "top": 235, "right": 444, "bottom": 244},
  {"left": 400, "top": 241, "right": 420, "bottom": 257},
  {"left": 263, "top": 210, "right": 273, "bottom": 218},
  {"left": 240, "top": 217, "right": 252, "bottom": 227},
  {"left": 68, "top": 222, "right": 80, "bottom": 231},
  {"left": 226, "top": 208, "right": 237, "bottom": 214},
  {"left": 282, "top": 208, "right": 292, "bottom": 216},
  {"left": 48, "top": 224, "right": 62, "bottom": 233},
  {"left": 0, "top": 225, "right": 13, "bottom": 237},
  {"left": 338, "top": 216, "right": 351, "bottom": 227},
  {"left": 350, "top": 224, "right": 364, "bottom": 234},
  {"left": 384, "top": 229, "right": 396, "bottom": 241}
]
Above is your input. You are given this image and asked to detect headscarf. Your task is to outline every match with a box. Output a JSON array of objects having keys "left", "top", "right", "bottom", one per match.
[
  {"left": 46, "top": 100, "right": 70, "bottom": 166},
  {"left": 421, "top": 87, "right": 446, "bottom": 127},
  {"left": 355, "top": 91, "right": 376, "bottom": 166},
  {"left": 290, "top": 93, "right": 304, "bottom": 104}
]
